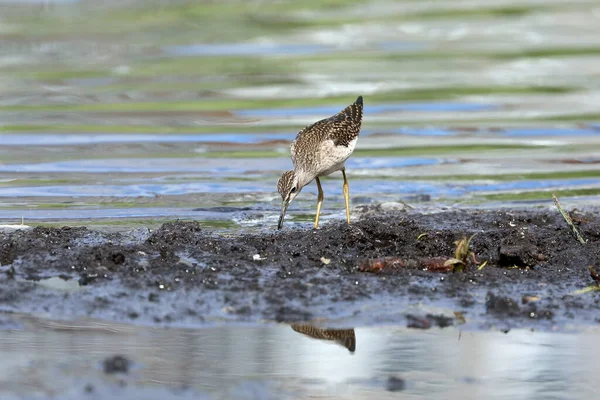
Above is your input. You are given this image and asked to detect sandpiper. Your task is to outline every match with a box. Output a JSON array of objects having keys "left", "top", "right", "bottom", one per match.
[{"left": 277, "top": 96, "right": 363, "bottom": 229}]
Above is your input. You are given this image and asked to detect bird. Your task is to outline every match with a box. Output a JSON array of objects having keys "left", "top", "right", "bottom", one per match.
[
  {"left": 290, "top": 324, "right": 356, "bottom": 352},
  {"left": 277, "top": 96, "right": 363, "bottom": 230}
]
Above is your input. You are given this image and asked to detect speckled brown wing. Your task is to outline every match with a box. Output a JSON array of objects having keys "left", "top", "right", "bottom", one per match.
[
  {"left": 290, "top": 96, "right": 363, "bottom": 167},
  {"left": 327, "top": 95, "right": 363, "bottom": 147}
]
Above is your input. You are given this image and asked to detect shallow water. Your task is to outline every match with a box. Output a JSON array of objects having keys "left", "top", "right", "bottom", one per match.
[
  {"left": 2, "top": 4, "right": 600, "bottom": 399},
  {"left": 1, "top": 0, "right": 600, "bottom": 229},
  {"left": 1, "top": 316, "right": 599, "bottom": 400}
]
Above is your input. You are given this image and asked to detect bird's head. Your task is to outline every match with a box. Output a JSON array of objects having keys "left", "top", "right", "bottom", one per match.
[{"left": 277, "top": 170, "right": 302, "bottom": 229}]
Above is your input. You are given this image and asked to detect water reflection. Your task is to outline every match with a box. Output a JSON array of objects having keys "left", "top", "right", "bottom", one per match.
[
  {"left": 290, "top": 324, "right": 356, "bottom": 353},
  {"left": 1, "top": 317, "right": 599, "bottom": 399}
]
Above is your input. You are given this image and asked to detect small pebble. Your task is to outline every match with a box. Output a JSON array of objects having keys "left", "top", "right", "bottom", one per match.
[{"left": 103, "top": 355, "right": 130, "bottom": 374}]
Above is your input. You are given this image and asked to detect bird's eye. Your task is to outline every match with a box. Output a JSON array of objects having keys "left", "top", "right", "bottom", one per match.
[{"left": 290, "top": 187, "right": 297, "bottom": 193}]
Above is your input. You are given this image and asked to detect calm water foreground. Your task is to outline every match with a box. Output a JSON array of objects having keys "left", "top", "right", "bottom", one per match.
[{"left": 1, "top": 316, "right": 599, "bottom": 400}]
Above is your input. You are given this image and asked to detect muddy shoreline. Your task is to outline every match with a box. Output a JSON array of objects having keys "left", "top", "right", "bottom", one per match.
[{"left": 1, "top": 207, "right": 599, "bottom": 330}]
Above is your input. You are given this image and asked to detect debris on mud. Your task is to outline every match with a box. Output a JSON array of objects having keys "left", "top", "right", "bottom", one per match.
[
  {"left": 453, "top": 311, "right": 467, "bottom": 325},
  {"left": 588, "top": 265, "right": 600, "bottom": 284},
  {"left": 0, "top": 209, "right": 599, "bottom": 328},
  {"left": 359, "top": 256, "right": 450, "bottom": 273},
  {"left": 359, "top": 232, "right": 486, "bottom": 273},
  {"left": 445, "top": 234, "right": 486, "bottom": 272},
  {"left": 521, "top": 295, "right": 540, "bottom": 304}
]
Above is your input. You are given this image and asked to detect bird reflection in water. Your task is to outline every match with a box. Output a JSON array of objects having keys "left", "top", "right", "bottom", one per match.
[{"left": 290, "top": 324, "right": 356, "bottom": 353}]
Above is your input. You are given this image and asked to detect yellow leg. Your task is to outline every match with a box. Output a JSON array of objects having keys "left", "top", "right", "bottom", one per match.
[
  {"left": 314, "top": 177, "right": 324, "bottom": 229},
  {"left": 342, "top": 169, "right": 350, "bottom": 224}
]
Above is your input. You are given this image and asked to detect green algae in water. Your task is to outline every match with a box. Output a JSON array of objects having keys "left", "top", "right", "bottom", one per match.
[
  {"left": 0, "top": 85, "right": 578, "bottom": 113},
  {"left": 201, "top": 144, "right": 548, "bottom": 159},
  {"left": 352, "top": 170, "right": 600, "bottom": 183},
  {"left": 480, "top": 188, "right": 600, "bottom": 202}
]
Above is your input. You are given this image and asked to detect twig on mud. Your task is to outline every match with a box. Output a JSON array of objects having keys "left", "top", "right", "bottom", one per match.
[
  {"left": 570, "top": 267, "right": 600, "bottom": 295},
  {"left": 571, "top": 285, "right": 600, "bottom": 295},
  {"left": 552, "top": 194, "right": 586, "bottom": 244}
]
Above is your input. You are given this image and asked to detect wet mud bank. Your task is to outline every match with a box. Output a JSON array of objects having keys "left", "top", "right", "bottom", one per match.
[{"left": 1, "top": 208, "right": 599, "bottom": 330}]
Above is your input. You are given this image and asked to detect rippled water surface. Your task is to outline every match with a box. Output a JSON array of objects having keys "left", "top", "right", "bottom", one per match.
[{"left": 1, "top": 0, "right": 600, "bottom": 230}]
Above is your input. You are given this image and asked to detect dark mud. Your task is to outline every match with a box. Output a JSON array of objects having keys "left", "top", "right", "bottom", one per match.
[{"left": 1, "top": 208, "right": 599, "bottom": 330}]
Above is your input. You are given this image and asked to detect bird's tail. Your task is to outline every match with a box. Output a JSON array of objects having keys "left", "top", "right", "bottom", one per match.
[{"left": 339, "top": 95, "right": 363, "bottom": 126}]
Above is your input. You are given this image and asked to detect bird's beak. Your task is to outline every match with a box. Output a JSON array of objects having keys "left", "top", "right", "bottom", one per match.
[{"left": 278, "top": 200, "right": 289, "bottom": 230}]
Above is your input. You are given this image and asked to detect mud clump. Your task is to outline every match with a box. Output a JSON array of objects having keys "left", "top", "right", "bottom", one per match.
[
  {"left": 497, "top": 242, "right": 547, "bottom": 268},
  {"left": 486, "top": 292, "right": 555, "bottom": 321},
  {"left": 486, "top": 292, "right": 521, "bottom": 317},
  {"left": 0, "top": 209, "right": 598, "bottom": 328},
  {"left": 1, "top": 226, "right": 88, "bottom": 266},
  {"left": 147, "top": 221, "right": 203, "bottom": 249}
]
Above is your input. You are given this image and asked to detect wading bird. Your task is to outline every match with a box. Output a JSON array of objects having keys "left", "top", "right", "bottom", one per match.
[{"left": 277, "top": 96, "right": 363, "bottom": 229}]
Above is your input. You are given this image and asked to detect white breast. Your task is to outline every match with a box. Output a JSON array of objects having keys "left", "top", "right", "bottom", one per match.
[{"left": 317, "top": 138, "right": 358, "bottom": 177}]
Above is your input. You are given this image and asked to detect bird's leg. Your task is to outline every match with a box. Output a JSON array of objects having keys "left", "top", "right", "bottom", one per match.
[
  {"left": 314, "top": 177, "right": 324, "bottom": 229},
  {"left": 342, "top": 169, "right": 350, "bottom": 224}
]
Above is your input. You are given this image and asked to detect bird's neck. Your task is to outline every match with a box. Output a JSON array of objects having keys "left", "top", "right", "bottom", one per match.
[{"left": 294, "top": 170, "right": 313, "bottom": 189}]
